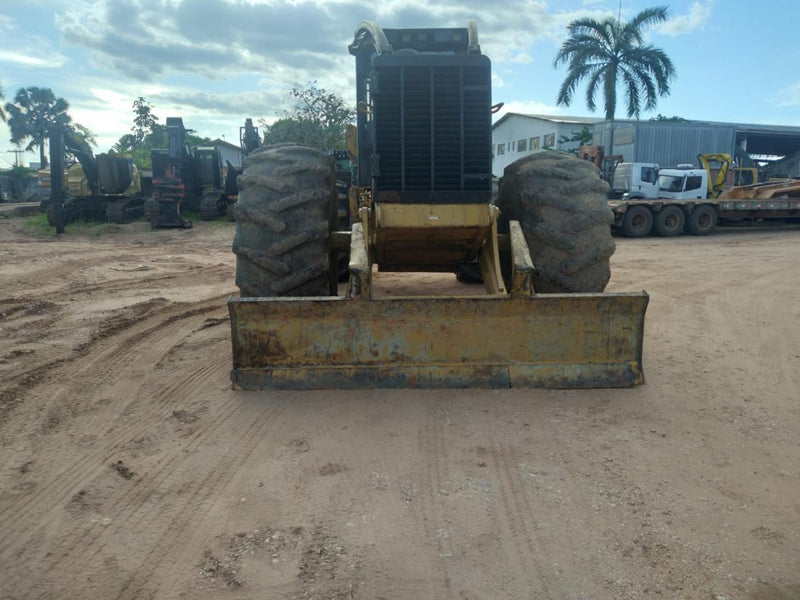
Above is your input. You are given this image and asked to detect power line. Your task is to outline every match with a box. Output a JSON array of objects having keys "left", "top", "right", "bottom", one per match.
[{"left": 6, "top": 149, "right": 24, "bottom": 167}]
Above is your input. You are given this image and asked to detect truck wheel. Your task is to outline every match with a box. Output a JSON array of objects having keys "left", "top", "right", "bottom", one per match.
[
  {"left": 496, "top": 152, "right": 615, "bottom": 293},
  {"left": 654, "top": 205, "right": 685, "bottom": 236},
  {"left": 686, "top": 204, "right": 717, "bottom": 235},
  {"left": 621, "top": 205, "right": 653, "bottom": 237},
  {"left": 232, "top": 144, "right": 337, "bottom": 297}
]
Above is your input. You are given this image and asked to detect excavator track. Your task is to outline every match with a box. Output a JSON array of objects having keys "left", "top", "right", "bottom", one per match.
[
  {"left": 199, "top": 190, "right": 224, "bottom": 220},
  {"left": 106, "top": 198, "right": 144, "bottom": 224},
  {"left": 143, "top": 196, "right": 159, "bottom": 222}
]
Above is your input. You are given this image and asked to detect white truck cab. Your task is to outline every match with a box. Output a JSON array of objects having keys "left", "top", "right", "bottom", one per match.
[
  {"left": 657, "top": 168, "right": 708, "bottom": 200},
  {"left": 614, "top": 162, "right": 659, "bottom": 199}
]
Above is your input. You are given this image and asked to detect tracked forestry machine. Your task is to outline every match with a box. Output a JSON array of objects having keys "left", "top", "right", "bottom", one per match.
[
  {"left": 147, "top": 117, "right": 227, "bottom": 227},
  {"left": 227, "top": 21, "right": 649, "bottom": 390},
  {"left": 43, "top": 125, "right": 145, "bottom": 231}
]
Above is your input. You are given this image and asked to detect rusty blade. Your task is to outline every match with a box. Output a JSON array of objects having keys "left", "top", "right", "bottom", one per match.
[{"left": 228, "top": 292, "right": 649, "bottom": 390}]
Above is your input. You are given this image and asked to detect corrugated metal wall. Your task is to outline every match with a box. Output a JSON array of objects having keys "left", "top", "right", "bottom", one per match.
[
  {"left": 633, "top": 123, "right": 736, "bottom": 166},
  {"left": 593, "top": 121, "right": 737, "bottom": 167}
]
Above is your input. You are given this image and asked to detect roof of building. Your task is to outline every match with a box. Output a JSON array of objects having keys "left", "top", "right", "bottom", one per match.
[
  {"left": 493, "top": 112, "right": 605, "bottom": 129},
  {"left": 209, "top": 138, "right": 242, "bottom": 152},
  {"left": 493, "top": 112, "right": 800, "bottom": 155},
  {"left": 495, "top": 112, "right": 800, "bottom": 133}
]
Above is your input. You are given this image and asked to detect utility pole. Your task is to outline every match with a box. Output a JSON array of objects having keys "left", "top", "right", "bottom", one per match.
[{"left": 6, "top": 149, "right": 24, "bottom": 167}]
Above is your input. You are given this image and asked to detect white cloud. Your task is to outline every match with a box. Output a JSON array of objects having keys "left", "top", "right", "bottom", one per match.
[
  {"left": 51, "top": 0, "right": 613, "bottom": 83},
  {"left": 90, "top": 88, "right": 130, "bottom": 105},
  {"left": 0, "top": 51, "right": 67, "bottom": 68},
  {"left": 657, "top": 1, "right": 714, "bottom": 36}
]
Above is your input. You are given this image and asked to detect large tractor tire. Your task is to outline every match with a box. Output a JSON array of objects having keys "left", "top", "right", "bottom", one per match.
[
  {"left": 232, "top": 144, "right": 337, "bottom": 297},
  {"left": 495, "top": 152, "right": 615, "bottom": 293}
]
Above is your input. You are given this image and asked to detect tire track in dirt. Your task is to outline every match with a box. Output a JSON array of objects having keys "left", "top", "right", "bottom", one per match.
[
  {"left": 0, "top": 300, "right": 63, "bottom": 351},
  {"left": 0, "top": 258, "right": 232, "bottom": 427},
  {"left": 0, "top": 297, "right": 218, "bottom": 428},
  {"left": 3, "top": 265, "right": 227, "bottom": 305},
  {"left": 31, "top": 352, "right": 249, "bottom": 598},
  {"left": 0, "top": 297, "right": 229, "bottom": 562},
  {"left": 0, "top": 252, "right": 157, "bottom": 297},
  {"left": 14, "top": 354, "right": 232, "bottom": 596},
  {"left": 110, "top": 402, "right": 288, "bottom": 600},
  {"left": 488, "top": 443, "right": 560, "bottom": 599},
  {"left": 415, "top": 404, "right": 454, "bottom": 600}
]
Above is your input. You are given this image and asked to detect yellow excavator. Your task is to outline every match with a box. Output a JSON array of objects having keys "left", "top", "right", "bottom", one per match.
[
  {"left": 697, "top": 153, "right": 761, "bottom": 198},
  {"left": 226, "top": 21, "right": 648, "bottom": 390},
  {"left": 40, "top": 126, "right": 145, "bottom": 229}
]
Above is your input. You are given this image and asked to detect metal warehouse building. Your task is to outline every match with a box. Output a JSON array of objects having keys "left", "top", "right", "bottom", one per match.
[{"left": 493, "top": 113, "right": 800, "bottom": 176}]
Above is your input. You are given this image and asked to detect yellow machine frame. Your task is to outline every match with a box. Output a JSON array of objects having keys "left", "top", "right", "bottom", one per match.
[{"left": 228, "top": 198, "right": 648, "bottom": 390}]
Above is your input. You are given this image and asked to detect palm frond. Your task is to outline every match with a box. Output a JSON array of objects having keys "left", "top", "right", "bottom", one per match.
[
  {"left": 628, "top": 6, "right": 670, "bottom": 32},
  {"left": 584, "top": 65, "right": 606, "bottom": 112},
  {"left": 554, "top": 34, "right": 609, "bottom": 66}
]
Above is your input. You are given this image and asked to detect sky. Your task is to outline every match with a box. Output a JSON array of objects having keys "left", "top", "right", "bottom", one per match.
[{"left": 1, "top": 0, "right": 799, "bottom": 168}]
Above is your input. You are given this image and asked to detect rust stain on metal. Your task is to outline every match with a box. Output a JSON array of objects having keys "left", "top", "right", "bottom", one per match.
[{"left": 227, "top": 292, "right": 649, "bottom": 390}]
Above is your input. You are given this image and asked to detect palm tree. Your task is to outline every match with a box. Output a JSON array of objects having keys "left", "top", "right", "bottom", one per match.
[
  {"left": 5, "top": 87, "right": 72, "bottom": 167},
  {"left": 553, "top": 6, "right": 676, "bottom": 121},
  {"left": 70, "top": 122, "right": 97, "bottom": 148},
  {"left": 0, "top": 83, "right": 6, "bottom": 122}
]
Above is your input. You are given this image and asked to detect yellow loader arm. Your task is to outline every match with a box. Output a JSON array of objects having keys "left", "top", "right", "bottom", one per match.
[{"left": 698, "top": 153, "right": 733, "bottom": 198}]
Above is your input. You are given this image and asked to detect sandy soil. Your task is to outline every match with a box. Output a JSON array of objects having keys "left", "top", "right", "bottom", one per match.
[{"left": 0, "top": 216, "right": 798, "bottom": 600}]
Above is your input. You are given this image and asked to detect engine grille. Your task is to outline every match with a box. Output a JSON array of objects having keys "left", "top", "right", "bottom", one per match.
[{"left": 372, "top": 56, "right": 492, "bottom": 201}]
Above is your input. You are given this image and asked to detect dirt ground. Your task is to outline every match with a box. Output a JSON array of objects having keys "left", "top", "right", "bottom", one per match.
[{"left": 0, "top": 215, "right": 798, "bottom": 600}]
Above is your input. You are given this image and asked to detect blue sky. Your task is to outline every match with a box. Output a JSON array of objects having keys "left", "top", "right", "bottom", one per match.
[{"left": 1, "top": 0, "right": 799, "bottom": 168}]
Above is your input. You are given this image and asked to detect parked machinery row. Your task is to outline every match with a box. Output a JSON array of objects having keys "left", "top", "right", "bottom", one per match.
[
  {"left": 145, "top": 116, "right": 262, "bottom": 228},
  {"left": 608, "top": 154, "right": 800, "bottom": 237},
  {"left": 40, "top": 116, "right": 260, "bottom": 232}
]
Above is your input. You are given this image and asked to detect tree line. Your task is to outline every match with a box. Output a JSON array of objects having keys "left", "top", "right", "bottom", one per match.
[{"left": 0, "top": 83, "right": 357, "bottom": 171}]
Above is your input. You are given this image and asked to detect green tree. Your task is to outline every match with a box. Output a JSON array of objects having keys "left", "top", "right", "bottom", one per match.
[
  {"left": 5, "top": 86, "right": 72, "bottom": 167},
  {"left": 70, "top": 122, "right": 97, "bottom": 148},
  {"left": 112, "top": 133, "right": 137, "bottom": 154},
  {"left": 131, "top": 97, "right": 158, "bottom": 147},
  {"left": 553, "top": 6, "right": 676, "bottom": 121},
  {"left": 650, "top": 113, "right": 686, "bottom": 121},
  {"left": 261, "top": 83, "right": 355, "bottom": 150},
  {"left": 0, "top": 83, "right": 5, "bottom": 122},
  {"left": 559, "top": 125, "right": 594, "bottom": 147}
]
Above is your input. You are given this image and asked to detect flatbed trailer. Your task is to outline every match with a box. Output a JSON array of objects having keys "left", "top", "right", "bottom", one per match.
[{"left": 609, "top": 181, "right": 800, "bottom": 237}]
